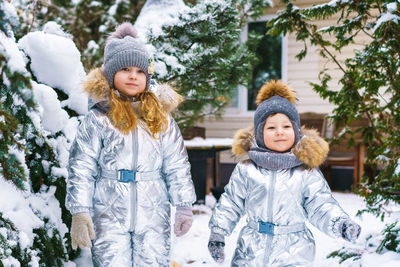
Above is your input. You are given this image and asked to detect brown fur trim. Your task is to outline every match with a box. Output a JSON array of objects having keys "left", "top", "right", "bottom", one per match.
[
  {"left": 256, "top": 80, "right": 296, "bottom": 106},
  {"left": 83, "top": 68, "right": 182, "bottom": 113},
  {"left": 153, "top": 84, "right": 183, "bottom": 112},
  {"left": 83, "top": 68, "right": 110, "bottom": 103},
  {"left": 293, "top": 127, "right": 329, "bottom": 169},
  {"left": 232, "top": 126, "right": 254, "bottom": 156},
  {"left": 232, "top": 126, "right": 328, "bottom": 169}
]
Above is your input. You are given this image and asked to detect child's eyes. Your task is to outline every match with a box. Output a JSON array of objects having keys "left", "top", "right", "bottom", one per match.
[
  {"left": 120, "top": 68, "right": 144, "bottom": 73},
  {"left": 266, "top": 125, "right": 291, "bottom": 130}
]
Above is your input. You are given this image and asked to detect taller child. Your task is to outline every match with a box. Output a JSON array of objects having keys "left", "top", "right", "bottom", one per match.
[{"left": 66, "top": 23, "right": 196, "bottom": 266}]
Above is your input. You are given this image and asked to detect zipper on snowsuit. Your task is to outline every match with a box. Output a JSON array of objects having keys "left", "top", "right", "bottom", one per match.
[
  {"left": 263, "top": 170, "right": 277, "bottom": 264},
  {"left": 129, "top": 129, "right": 138, "bottom": 232}
]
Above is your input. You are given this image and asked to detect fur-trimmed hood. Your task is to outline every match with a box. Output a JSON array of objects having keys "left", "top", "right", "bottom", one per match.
[
  {"left": 232, "top": 126, "right": 329, "bottom": 169},
  {"left": 82, "top": 68, "right": 183, "bottom": 113}
]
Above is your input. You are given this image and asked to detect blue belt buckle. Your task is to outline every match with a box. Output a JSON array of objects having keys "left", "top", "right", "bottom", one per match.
[
  {"left": 258, "top": 220, "right": 275, "bottom": 235},
  {"left": 118, "top": 169, "right": 136, "bottom": 183}
]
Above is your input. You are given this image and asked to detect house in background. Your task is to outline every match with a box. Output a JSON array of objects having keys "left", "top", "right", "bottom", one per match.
[{"left": 195, "top": 0, "right": 370, "bottom": 192}]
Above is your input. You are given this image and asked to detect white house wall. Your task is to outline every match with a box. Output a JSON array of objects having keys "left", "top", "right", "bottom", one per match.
[{"left": 198, "top": 0, "right": 370, "bottom": 144}]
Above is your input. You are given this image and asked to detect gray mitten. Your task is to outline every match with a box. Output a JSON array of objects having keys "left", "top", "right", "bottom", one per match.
[
  {"left": 208, "top": 232, "right": 225, "bottom": 263},
  {"left": 70, "top": 212, "right": 95, "bottom": 250},
  {"left": 340, "top": 219, "right": 361, "bottom": 242},
  {"left": 174, "top": 206, "right": 193, "bottom": 237}
]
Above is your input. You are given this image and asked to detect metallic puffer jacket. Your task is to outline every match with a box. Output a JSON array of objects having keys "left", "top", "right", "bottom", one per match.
[
  {"left": 209, "top": 128, "right": 350, "bottom": 267},
  {"left": 66, "top": 69, "right": 196, "bottom": 266}
]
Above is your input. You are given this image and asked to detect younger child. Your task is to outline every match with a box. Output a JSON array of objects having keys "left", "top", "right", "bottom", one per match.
[
  {"left": 208, "top": 80, "right": 361, "bottom": 266},
  {"left": 66, "top": 23, "right": 196, "bottom": 266}
]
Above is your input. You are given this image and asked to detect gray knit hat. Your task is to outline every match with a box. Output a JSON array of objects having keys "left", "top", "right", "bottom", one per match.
[
  {"left": 254, "top": 80, "right": 301, "bottom": 149},
  {"left": 103, "top": 23, "right": 151, "bottom": 89}
]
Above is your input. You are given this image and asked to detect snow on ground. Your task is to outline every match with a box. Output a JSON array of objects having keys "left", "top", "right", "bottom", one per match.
[
  {"left": 75, "top": 192, "right": 400, "bottom": 266},
  {"left": 184, "top": 137, "right": 233, "bottom": 148}
]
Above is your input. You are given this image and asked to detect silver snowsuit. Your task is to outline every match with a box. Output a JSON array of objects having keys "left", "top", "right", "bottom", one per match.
[
  {"left": 209, "top": 160, "right": 350, "bottom": 267},
  {"left": 66, "top": 69, "right": 196, "bottom": 266}
]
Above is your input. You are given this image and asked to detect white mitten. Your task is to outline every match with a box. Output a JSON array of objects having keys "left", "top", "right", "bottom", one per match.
[
  {"left": 70, "top": 212, "right": 95, "bottom": 250},
  {"left": 174, "top": 206, "right": 193, "bottom": 237}
]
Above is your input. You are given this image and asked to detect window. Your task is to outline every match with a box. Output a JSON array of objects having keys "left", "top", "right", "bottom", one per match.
[
  {"left": 228, "top": 16, "right": 286, "bottom": 114},
  {"left": 248, "top": 22, "right": 282, "bottom": 110}
]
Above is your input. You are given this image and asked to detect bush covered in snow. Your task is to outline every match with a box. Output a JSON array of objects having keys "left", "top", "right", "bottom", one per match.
[{"left": 1, "top": 1, "right": 86, "bottom": 265}]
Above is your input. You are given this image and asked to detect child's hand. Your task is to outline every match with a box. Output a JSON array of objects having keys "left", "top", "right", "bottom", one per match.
[
  {"left": 340, "top": 220, "right": 361, "bottom": 242},
  {"left": 208, "top": 232, "right": 225, "bottom": 263},
  {"left": 70, "top": 212, "right": 95, "bottom": 250},
  {"left": 174, "top": 206, "right": 193, "bottom": 237}
]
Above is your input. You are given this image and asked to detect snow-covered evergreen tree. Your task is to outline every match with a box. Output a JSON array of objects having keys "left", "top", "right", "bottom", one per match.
[
  {"left": 15, "top": 0, "right": 272, "bottom": 129},
  {"left": 14, "top": 0, "right": 157, "bottom": 70},
  {"left": 1, "top": 1, "right": 85, "bottom": 265},
  {"left": 137, "top": 0, "right": 272, "bottom": 128},
  {"left": 268, "top": 0, "right": 400, "bottom": 262}
]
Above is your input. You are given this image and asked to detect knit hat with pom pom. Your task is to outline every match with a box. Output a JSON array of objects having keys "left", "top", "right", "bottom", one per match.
[
  {"left": 254, "top": 80, "right": 301, "bottom": 149},
  {"left": 103, "top": 22, "right": 151, "bottom": 89}
]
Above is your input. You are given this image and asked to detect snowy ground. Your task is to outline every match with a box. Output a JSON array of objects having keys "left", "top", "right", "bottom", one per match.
[{"left": 74, "top": 192, "right": 400, "bottom": 267}]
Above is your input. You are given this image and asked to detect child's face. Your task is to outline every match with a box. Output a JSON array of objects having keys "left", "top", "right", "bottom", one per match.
[
  {"left": 263, "top": 113, "right": 295, "bottom": 152},
  {"left": 114, "top": 66, "right": 146, "bottom": 96}
]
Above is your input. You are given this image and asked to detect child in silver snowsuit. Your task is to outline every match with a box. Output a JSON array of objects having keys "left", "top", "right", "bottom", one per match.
[
  {"left": 66, "top": 23, "right": 196, "bottom": 266},
  {"left": 208, "top": 80, "right": 361, "bottom": 266}
]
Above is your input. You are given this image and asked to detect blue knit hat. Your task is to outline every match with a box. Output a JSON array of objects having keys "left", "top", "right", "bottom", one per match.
[
  {"left": 254, "top": 80, "right": 301, "bottom": 149},
  {"left": 103, "top": 23, "right": 151, "bottom": 90}
]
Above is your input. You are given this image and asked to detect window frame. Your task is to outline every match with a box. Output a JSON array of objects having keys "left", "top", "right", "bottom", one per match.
[{"left": 225, "top": 14, "right": 288, "bottom": 116}]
